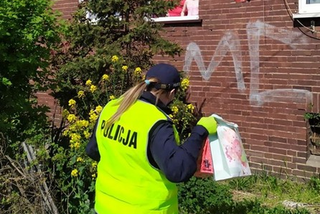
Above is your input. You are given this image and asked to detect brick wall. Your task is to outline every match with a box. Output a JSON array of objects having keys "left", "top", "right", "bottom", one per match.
[
  {"left": 156, "top": 0, "right": 320, "bottom": 179},
  {"left": 52, "top": 0, "right": 79, "bottom": 20},
  {"left": 49, "top": 0, "right": 320, "bottom": 179}
]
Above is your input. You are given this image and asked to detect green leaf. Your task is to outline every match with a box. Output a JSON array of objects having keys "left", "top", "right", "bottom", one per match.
[{"left": 1, "top": 77, "right": 12, "bottom": 86}]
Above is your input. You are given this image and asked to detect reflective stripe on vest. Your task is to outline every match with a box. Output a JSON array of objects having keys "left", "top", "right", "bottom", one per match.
[{"left": 95, "top": 99, "right": 179, "bottom": 214}]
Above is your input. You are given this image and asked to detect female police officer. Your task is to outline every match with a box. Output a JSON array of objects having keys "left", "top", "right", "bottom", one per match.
[{"left": 86, "top": 63, "right": 217, "bottom": 214}]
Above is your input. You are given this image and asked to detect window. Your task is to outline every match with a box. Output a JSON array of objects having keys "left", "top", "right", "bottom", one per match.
[
  {"left": 79, "top": 0, "right": 201, "bottom": 24},
  {"left": 152, "top": 0, "right": 201, "bottom": 23},
  {"left": 293, "top": 0, "right": 320, "bottom": 18}
]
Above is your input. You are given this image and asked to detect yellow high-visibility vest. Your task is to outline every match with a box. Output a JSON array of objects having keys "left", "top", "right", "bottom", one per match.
[{"left": 95, "top": 99, "right": 179, "bottom": 214}]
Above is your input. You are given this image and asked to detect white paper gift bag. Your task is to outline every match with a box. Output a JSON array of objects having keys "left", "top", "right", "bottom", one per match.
[{"left": 209, "top": 114, "right": 251, "bottom": 181}]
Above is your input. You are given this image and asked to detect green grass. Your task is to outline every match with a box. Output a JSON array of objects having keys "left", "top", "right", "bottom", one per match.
[
  {"left": 178, "top": 174, "right": 319, "bottom": 214},
  {"left": 224, "top": 173, "right": 320, "bottom": 213}
]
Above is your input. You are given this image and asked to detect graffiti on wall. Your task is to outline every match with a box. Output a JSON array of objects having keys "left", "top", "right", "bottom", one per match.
[{"left": 183, "top": 20, "right": 313, "bottom": 106}]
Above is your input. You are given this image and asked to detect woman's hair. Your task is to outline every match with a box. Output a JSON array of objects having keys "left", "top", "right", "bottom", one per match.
[{"left": 105, "top": 77, "right": 169, "bottom": 128}]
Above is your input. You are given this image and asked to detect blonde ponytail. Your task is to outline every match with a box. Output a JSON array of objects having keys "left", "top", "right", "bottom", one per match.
[{"left": 105, "top": 77, "right": 163, "bottom": 128}]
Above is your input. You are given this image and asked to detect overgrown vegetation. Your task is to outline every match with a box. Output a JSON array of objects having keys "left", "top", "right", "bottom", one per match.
[
  {"left": 178, "top": 174, "right": 320, "bottom": 214},
  {"left": 49, "top": 0, "right": 181, "bottom": 114},
  {"left": 0, "top": 0, "right": 62, "bottom": 142},
  {"left": 0, "top": 0, "right": 63, "bottom": 212}
]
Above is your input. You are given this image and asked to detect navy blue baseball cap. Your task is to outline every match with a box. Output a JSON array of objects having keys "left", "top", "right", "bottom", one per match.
[{"left": 145, "top": 63, "right": 181, "bottom": 90}]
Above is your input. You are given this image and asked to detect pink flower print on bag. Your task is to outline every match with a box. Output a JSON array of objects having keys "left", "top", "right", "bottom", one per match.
[{"left": 220, "top": 127, "right": 249, "bottom": 174}]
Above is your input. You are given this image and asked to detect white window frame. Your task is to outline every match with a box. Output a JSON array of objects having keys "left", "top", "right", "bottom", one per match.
[
  {"left": 151, "top": 15, "right": 200, "bottom": 23},
  {"left": 293, "top": 0, "right": 320, "bottom": 18}
]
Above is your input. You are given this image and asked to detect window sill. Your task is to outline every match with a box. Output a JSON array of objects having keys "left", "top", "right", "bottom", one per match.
[
  {"left": 293, "top": 13, "right": 320, "bottom": 19},
  {"left": 151, "top": 16, "right": 201, "bottom": 24}
]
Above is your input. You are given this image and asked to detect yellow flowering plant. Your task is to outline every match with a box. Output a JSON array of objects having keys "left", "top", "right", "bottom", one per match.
[
  {"left": 50, "top": 55, "right": 146, "bottom": 213},
  {"left": 52, "top": 102, "right": 98, "bottom": 213},
  {"left": 169, "top": 76, "right": 199, "bottom": 140}
]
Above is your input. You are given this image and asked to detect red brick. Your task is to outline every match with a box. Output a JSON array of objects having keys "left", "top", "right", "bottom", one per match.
[{"left": 297, "top": 164, "right": 317, "bottom": 173}]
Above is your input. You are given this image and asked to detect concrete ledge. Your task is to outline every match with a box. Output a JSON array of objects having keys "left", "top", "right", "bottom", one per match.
[{"left": 306, "top": 155, "right": 320, "bottom": 167}]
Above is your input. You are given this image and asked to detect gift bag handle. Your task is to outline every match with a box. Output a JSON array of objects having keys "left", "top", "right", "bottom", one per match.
[{"left": 211, "top": 114, "right": 238, "bottom": 129}]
